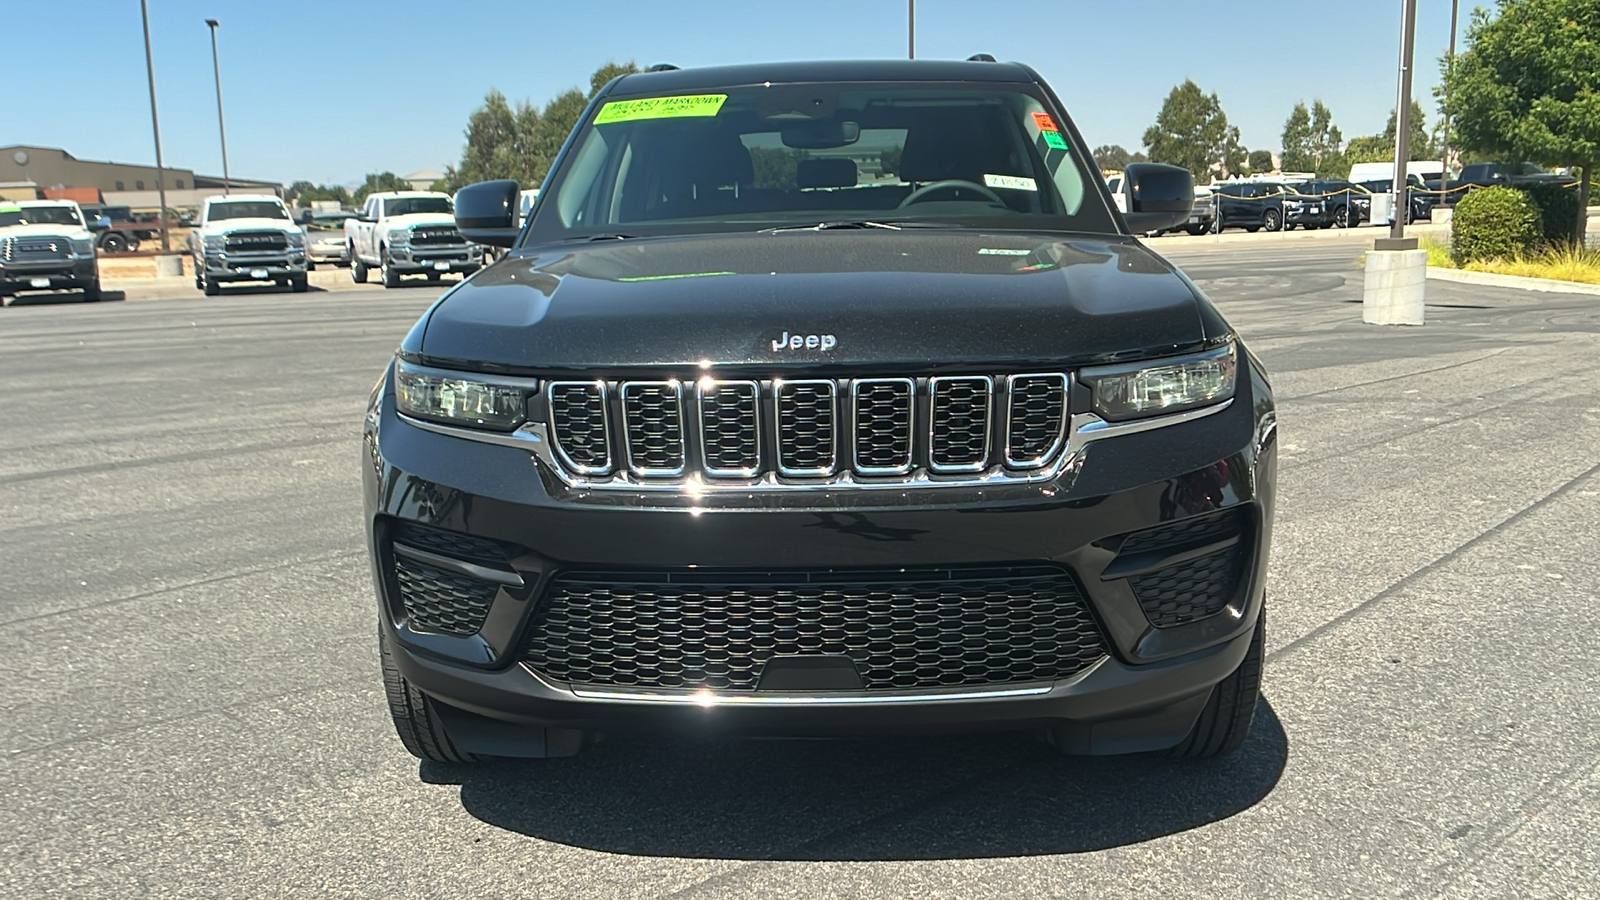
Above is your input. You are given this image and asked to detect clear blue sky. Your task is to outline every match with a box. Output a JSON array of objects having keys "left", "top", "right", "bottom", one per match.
[{"left": 2, "top": 0, "right": 1462, "bottom": 187}]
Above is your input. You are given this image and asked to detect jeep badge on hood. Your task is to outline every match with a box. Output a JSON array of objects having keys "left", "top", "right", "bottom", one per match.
[{"left": 772, "top": 331, "right": 837, "bottom": 352}]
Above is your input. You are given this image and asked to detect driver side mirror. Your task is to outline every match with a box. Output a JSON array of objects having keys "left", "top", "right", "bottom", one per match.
[
  {"left": 1120, "top": 163, "right": 1195, "bottom": 235},
  {"left": 454, "top": 179, "right": 521, "bottom": 247}
]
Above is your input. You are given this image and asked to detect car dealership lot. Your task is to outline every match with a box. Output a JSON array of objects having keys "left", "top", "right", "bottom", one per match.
[{"left": 1, "top": 245, "right": 1597, "bottom": 898}]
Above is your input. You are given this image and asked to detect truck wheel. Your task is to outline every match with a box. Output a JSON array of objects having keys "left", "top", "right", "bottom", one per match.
[
  {"left": 290, "top": 275, "right": 308, "bottom": 293},
  {"left": 82, "top": 280, "right": 102, "bottom": 302},
  {"left": 381, "top": 260, "right": 400, "bottom": 289},
  {"left": 1334, "top": 205, "right": 1350, "bottom": 228},
  {"left": 379, "top": 629, "right": 482, "bottom": 763},
  {"left": 306, "top": 259, "right": 316, "bottom": 272},
  {"left": 99, "top": 232, "right": 128, "bottom": 253},
  {"left": 351, "top": 252, "right": 368, "bottom": 284},
  {"left": 1169, "top": 606, "right": 1264, "bottom": 759},
  {"left": 203, "top": 275, "right": 221, "bottom": 296},
  {"left": 1262, "top": 209, "right": 1282, "bottom": 232},
  {"left": 1185, "top": 224, "right": 1208, "bottom": 236},
  {"left": 126, "top": 238, "right": 141, "bottom": 252}
]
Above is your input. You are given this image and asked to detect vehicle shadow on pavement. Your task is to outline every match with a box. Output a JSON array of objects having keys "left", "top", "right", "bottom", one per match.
[
  {"left": 4, "top": 289, "right": 125, "bottom": 306},
  {"left": 435, "top": 698, "right": 1287, "bottom": 860}
]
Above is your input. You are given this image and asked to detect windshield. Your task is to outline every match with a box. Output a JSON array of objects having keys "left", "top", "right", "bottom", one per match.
[
  {"left": 526, "top": 82, "right": 1113, "bottom": 241},
  {"left": 308, "top": 214, "right": 353, "bottom": 231},
  {"left": 0, "top": 205, "right": 83, "bottom": 227},
  {"left": 385, "top": 197, "right": 453, "bottom": 216},
  {"left": 209, "top": 201, "right": 288, "bottom": 221}
]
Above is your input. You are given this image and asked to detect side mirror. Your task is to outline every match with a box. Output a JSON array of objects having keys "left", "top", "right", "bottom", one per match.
[
  {"left": 1120, "top": 163, "right": 1195, "bottom": 235},
  {"left": 88, "top": 216, "right": 111, "bottom": 232},
  {"left": 454, "top": 179, "right": 521, "bottom": 247}
]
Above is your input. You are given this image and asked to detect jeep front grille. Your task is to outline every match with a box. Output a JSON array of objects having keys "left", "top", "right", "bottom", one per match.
[{"left": 544, "top": 373, "right": 1073, "bottom": 485}]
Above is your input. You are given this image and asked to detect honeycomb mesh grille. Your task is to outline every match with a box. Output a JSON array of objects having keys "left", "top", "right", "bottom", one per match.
[
  {"left": 1129, "top": 546, "right": 1243, "bottom": 627},
  {"left": 394, "top": 556, "right": 497, "bottom": 636},
  {"left": 392, "top": 522, "right": 508, "bottom": 568},
  {"left": 623, "top": 382, "right": 685, "bottom": 474},
  {"left": 523, "top": 566, "right": 1107, "bottom": 691},
  {"left": 699, "top": 382, "right": 760, "bottom": 474},
  {"left": 548, "top": 382, "right": 610, "bottom": 472},
  {"left": 930, "top": 377, "right": 991, "bottom": 471},
  {"left": 776, "top": 381, "right": 837, "bottom": 475},
  {"left": 853, "top": 380, "right": 914, "bottom": 473},
  {"left": 1118, "top": 508, "right": 1247, "bottom": 557},
  {"left": 1006, "top": 375, "right": 1067, "bottom": 466}
]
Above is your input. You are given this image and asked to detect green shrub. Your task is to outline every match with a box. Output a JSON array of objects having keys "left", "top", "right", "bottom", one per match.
[
  {"left": 1451, "top": 186, "right": 1540, "bottom": 265},
  {"left": 1518, "top": 183, "right": 1582, "bottom": 247}
]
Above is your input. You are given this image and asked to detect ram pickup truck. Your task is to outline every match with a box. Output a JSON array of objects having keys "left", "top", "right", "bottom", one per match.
[
  {"left": 0, "top": 199, "right": 105, "bottom": 303},
  {"left": 344, "top": 192, "right": 483, "bottom": 288},
  {"left": 1447, "top": 163, "right": 1577, "bottom": 201},
  {"left": 188, "top": 194, "right": 308, "bottom": 295}
]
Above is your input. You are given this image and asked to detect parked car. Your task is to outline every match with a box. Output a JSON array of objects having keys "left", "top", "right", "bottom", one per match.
[
  {"left": 0, "top": 199, "right": 104, "bottom": 303},
  {"left": 345, "top": 192, "right": 483, "bottom": 288},
  {"left": 1213, "top": 181, "right": 1333, "bottom": 232},
  {"left": 187, "top": 194, "right": 308, "bottom": 295},
  {"left": 1446, "top": 162, "right": 1578, "bottom": 204},
  {"left": 1355, "top": 175, "right": 1435, "bottom": 223},
  {"left": 363, "top": 59, "right": 1276, "bottom": 764},
  {"left": 304, "top": 212, "right": 355, "bottom": 268},
  {"left": 78, "top": 203, "right": 159, "bottom": 253},
  {"left": 1298, "top": 179, "right": 1370, "bottom": 228}
]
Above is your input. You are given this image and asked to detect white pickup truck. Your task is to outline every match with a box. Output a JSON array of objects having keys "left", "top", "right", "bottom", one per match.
[
  {"left": 0, "top": 199, "right": 105, "bottom": 304},
  {"left": 344, "top": 192, "right": 483, "bottom": 288},
  {"left": 188, "top": 194, "right": 308, "bottom": 295}
]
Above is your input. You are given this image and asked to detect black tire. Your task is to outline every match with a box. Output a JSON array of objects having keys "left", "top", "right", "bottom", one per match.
[
  {"left": 379, "top": 629, "right": 481, "bottom": 763},
  {"left": 1169, "top": 607, "right": 1264, "bottom": 759},
  {"left": 381, "top": 256, "right": 400, "bottom": 289},
  {"left": 1333, "top": 205, "right": 1350, "bottom": 228},
  {"left": 1186, "top": 223, "right": 1209, "bottom": 236},
  {"left": 1244, "top": 225, "right": 1260, "bottom": 233},
  {"left": 203, "top": 274, "right": 221, "bottom": 296},
  {"left": 99, "top": 232, "right": 129, "bottom": 253},
  {"left": 351, "top": 251, "right": 368, "bottom": 284},
  {"left": 307, "top": 259, "right": 316, "bottom": 272},
  {"left": 126, "top": 238, "right": 141, "bottom": 252},
  {"left": 82, "top": 280, "right": 101, "bottom": 302},
  {"left": 1262, "top": 209, "right": 1282, "bottom": 232},
  {"left": 290, "top": 275, "right": 308, "bottom": 293}
]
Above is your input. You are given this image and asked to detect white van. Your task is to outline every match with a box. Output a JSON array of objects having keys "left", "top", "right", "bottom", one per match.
[{"left": 1347, "top": 161, "right": 1446, "bottom": 185}]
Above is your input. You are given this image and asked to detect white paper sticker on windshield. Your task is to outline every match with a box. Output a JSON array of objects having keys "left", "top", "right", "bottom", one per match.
[{"left": 984, "top": 174, "right": 1037, "bottom": 192}]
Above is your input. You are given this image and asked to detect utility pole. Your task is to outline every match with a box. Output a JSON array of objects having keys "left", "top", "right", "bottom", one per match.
[
  {"left": 206, "top": 18, "right": 231, "bottom": 195},
  {"left": 1440, "top": 0, "right": 1459, "bottom": 197},
  {"left": 1389, "top": 0, "right": 1419, "bottom": 241},
  {"left": 908, "top": 0, "right": 915, "bottom": 59},
  {"left": 140, "top": 0, "right": 169, "bottom": 252}
]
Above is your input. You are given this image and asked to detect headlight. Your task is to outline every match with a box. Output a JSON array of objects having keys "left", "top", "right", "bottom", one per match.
[
  {"left": 1079, "top": 344, "right": 1236, "bottom": 420},
  {"left": 387, "top": 228, "right": 410, "bottom": 245},
  {"left": 203, "top": 235, "right": 225, "bottom": 252},
  {"left": 70, "top": 238, "right": 95, "bottom": 256},
  {"left": 393, "top": 359, "right": 532, "bottom": 431},
  {"left": 286, "top": 231, "right": 305, "bottom": 248}
]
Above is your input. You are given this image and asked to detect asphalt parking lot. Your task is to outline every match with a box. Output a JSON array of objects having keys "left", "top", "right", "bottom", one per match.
[{"left": 2, "top": 242, "right": 1597, "bottom": 898}]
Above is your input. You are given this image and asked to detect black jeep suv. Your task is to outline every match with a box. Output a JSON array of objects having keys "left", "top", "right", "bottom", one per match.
[{"left": 363, "top": 60, "right": 1276, "bottom": 763}]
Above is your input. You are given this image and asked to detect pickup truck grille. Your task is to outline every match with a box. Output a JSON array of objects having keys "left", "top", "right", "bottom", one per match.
[
  {"left": 542, "top": 372, "right": 1072, "bottom": 485},
  {"left": 2, "top": 236, "right": 72, "bottom": 262},
  {"left": 409, "top": 226, "right": 466, "bottom": 246},
  {"left": 224, "top": 231, "right": 287, "bottom": 252}
]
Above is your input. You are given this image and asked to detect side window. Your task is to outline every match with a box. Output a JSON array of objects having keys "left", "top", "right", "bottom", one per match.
[
  {"left": 115, "top": 181, "right": 124, "bottom": 191},
  {"left": 136, "top": 180, "right": 145, "bottom": 190}
]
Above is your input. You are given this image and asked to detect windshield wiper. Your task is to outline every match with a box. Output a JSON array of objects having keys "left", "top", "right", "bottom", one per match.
[{"left": 757, "top": 220, "right": 946, "bottom": 233}]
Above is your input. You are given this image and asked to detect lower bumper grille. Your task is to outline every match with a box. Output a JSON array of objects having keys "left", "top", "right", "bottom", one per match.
[
  {"left": 523, "top": 566, "right": 1107, "bottom": 692},
  {"left": 1112, "top": 508, "right": 1250, "bottom": 628},
  {"left": 394, "top": 556, "right": 497, "bottom": 636}
]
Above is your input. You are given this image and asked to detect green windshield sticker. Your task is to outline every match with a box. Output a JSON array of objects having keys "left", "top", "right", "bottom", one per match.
[
  {"left": 1042, "top": 131, "right": 1068, "bottom": 150},
  {"left": 0, "top": 204, "right": 21, "bottom": 213},
  {"left": 595, "top": 94, "right": 727, "bottom": 124}
]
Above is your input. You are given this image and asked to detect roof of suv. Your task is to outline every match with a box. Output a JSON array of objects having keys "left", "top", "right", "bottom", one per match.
[{"left": 607, "top": 59, "right": 1037, "bottom": 96}]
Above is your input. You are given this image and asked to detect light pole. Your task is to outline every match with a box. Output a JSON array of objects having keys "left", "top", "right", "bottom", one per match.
[
  {"left": 1440, "top": 0, "right": 1459, "bottom": 197},
  {"left": 205, "top": 18, "right": 231, "bottom": 195},
  {"left": 908, "top": 0, "right": 915, "bottom": 59},
  {"left": 140, "top": 0, "right": 169, "bottom": 252},
  {"left": 1388, "top": 0, "right": 1419, "bottom": 242}
]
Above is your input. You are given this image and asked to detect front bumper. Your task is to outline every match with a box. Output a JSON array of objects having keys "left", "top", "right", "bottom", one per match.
[
  {"left": 308, "top": 244, "right": 349, "bottom": 263},
  {"left": 386, "top": 245, "right": 483, "bottom": 275},
  {"left": 363, "top": 361, "right": 1277, "bottom": 755},
  {"left": 1284, "top": 204, "right": 1333, "bottom": 225},
  {"left": 0, "top": 258, "right": 98, "bottom": 291},
  {"left": 201, "top": 250, "right": 307, "bottom": 281}
]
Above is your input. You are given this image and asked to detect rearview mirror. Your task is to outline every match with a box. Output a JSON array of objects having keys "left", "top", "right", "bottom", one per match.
[
  {"left": 781, "top": 121, "right": 861, "bottom": 149},
  {"left": 454, "top": 179, "right": 521, "bottom": 247},
  {"left": 1120, "top": 163, "right": 1195, "bottom": 235}
]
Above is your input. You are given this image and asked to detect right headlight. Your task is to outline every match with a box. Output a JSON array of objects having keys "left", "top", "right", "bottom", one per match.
[
  {"left": 203, "top": 234, "right": 226, "bottom": 252},
  {"left": 393, "top": 358, "right": 533, "bottom": 432},
  {"left": 1079, "top": 343, "right": 1236, "bottom": 421},
  {"left": 386, "top": 228, "right": 411, "bottom": 245}
]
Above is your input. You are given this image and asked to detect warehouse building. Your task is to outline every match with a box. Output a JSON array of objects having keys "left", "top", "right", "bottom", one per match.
[{"left": 0, "top": 145, "right": 281, "bottom": 211}]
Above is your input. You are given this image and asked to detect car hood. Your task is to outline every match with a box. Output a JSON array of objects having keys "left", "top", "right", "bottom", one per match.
[
  {"left": 200, "top": 218, "right": 298, "bottom": 234},
  {"left": 382, "top": 214, "right": 457, "bottom": 229},
  {"left": 419, "top": 230, "right": 1216, "bottom": 371},
  {"left": 0, "top": 222, "right": 92, "bottom": 240}
]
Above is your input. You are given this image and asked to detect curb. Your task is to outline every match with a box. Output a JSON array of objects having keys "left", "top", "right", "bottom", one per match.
[
  {"left": 1425, "top": 266, "right": 1600, "bottom": 296},
  {"left": 1153, "top": 222, "right": 1448, "bottom": 249}
]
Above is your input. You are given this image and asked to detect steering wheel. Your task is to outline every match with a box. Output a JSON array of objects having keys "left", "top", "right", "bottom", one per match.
[{"left": 898, "top": 179, "right": 1006, "bottom": 208}]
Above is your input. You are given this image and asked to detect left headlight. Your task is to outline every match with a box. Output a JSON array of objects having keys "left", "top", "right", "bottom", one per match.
[
  {"left": 70, "top": 238, "right": 95, "bottom": 257},
  {"left": 286, "top": 231, "right": 305, "bottom": 248},
  {"left": 393, "top": 358, "right": 533, "bottom": 432},
  {"left": 387, "top": 228, "right": 410, "bottom": 246},
  {"left": 1079, "top": 343, "right": 1236, "bottom": 421}
]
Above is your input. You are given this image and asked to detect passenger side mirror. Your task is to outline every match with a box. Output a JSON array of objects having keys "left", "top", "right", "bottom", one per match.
[
  {"left": 454, "top": 179, "right": 521, "bottom": 247},
  {"left": 88, "top": 216, "right": 111, "bottom": 232},
  {"left": 1120, "top": 163, "right": 1195, "bottom": 235}
]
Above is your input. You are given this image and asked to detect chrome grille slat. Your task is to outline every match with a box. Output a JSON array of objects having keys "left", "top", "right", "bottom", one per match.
[
  {"left": 775, "top": 380, "right": 837, "bottom": 476},
  {"left": 621, "top": 381, "right": 686, "bottom": 476},
  {"left": 928, "top": 376, "right": 992, "bottom": 473},
  {"left": 547, "top": 381, "right": 612, "bottom": 474},
  {"left": 698, "top": 380, "right": 761, "bottom": 477},
  {"left": 851, "top": 378, "right": 915, "bottom": 475},
  {"left": 1004, "top": 373, "right": 1068, "bottom": 468}
]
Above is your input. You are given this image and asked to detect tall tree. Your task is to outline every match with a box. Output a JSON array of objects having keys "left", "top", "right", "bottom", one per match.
[
  {"left": 1247, "top": 149, "right": 1275, "bottom": 173},
  {"left": 454, "top": 89, "right": 518, "bottom": 187},
  {"left": 1281, "top": 100, "right": 1344, "bottom": 177},
  {"left": 589, "top": 61, "right": 640, "bottom": 98},
  {"left": 1442, "top": 0, "right": 1598, "bottom": 239},
  {"left": 1092, "top": 144, "right": 1147, "bottom": 171},
  {"left": 1142, "top": 80, "right": 1233, "bottom": 179},
  {"left": 352, "top": 172, "right": 408, "bottom": 205},
  {"left": 1383, "top": 100, "right": 1437, "bottom": 160}
]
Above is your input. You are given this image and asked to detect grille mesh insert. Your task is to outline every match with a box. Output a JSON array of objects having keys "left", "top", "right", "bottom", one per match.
[
  {"left": 623, "top": 383, "right": 685, "bottom": 474},
  {"left": 930, "top": 377, "right": 991, "bottom": 470},
  {"left": 1006, "top": 375, "right": 1067, "bottom": 465},
  {"left": 1130, "top": 546, "right": 1242, "bottom": 627},
  {"left": 523, "top": 566, "right": 1107, "bottom": 691},
  {"left": 548, "top": 382, "right": 610, "bottom": 472},
  {"left": 853, "top": 380, "right": 914, "bottom": 473},
  {"left": 700, "top": 382, "right": 760, "bottom": 474},
  {"left": 394, "top": 556, "right": 497, "bottom": 636},
  {"left": 776, "top": 381, "right": 837, "bottom": 475}
]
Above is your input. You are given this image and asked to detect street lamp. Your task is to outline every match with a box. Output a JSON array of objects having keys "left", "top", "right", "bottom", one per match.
[
  {"left": 908, "top": 0, "right": 915, "bottom": 59},
  {"left": 205, "top": 18, "right": 231, "bottom": 195},
  {"left": 140, "top": 0, "right": 170, "bottom": 252},
  {"left": 1388, "top": 0, "right": 1419, "bottom": 243}
]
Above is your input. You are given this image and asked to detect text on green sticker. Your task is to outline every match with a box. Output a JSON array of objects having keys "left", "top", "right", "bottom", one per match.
[
  {"left": 595, "top": 94, "right": 727, "bottom": 124},
  {"left": 1043, "top": 131, "right": 1068, "bottom": 150}
]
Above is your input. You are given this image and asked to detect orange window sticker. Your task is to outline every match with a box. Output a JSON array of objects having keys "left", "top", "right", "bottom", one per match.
[{"left": 1031, "top": 112, "right": 1060, "bottom": 132}]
